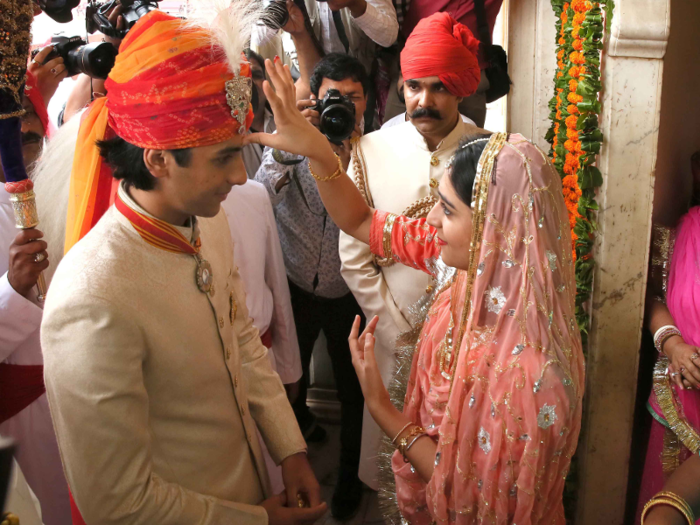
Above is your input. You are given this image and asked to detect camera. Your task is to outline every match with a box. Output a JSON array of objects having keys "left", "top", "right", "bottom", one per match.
[
  {"left": 312, "top": 89, "right": 356, "bottom": 144},
  {"left": 36, "top": 0, "right": 81, "bottom": 23},
  {"left": 36, "top": 35, "right": 118, "bottom": 79},
  {"left": 87, "top": 0, "right": 160, "bottom": 40}
]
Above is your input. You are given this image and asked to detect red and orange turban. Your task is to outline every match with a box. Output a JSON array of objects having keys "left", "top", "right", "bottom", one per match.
[
  {"left": 400, "top": 12, "right": 481, "bottom": 98},
  {"left": 65, "top": 10, "right": 254, "bottom": 253}
]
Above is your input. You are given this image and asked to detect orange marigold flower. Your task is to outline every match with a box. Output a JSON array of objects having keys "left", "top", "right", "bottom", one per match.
[
  {"left": 574, "top": 12, "right": 586, "bottom": 25},
  {"left": 557, "top": 49, "right": 565, "bottom": 60},
  {"left": 566, "top": 129, "right": 579, "bottom": 141},
  {"left": 572, "top": 27, "right": 580, "bottom": 39},
  {"left": 569, "top": 51, "right": 585, "bottom": 64},
  {"left": 565, "top": 115, "right": 578, "bottom": 128},
  {"left": 572, "top": 39, "right": 583, "bottom": 51},
  {"left": 567, "top": 92, "right": 583, "bottom": 104},
  {"left": 562, "top": 12, "right": 568, "bottom": 24},
  {"left": 559, "top": 37, "right": 566, "bottom": 45},
  {"left": 568, "top": 66, "right": 582, "bottom": 78},
  {"left": 567, "top": 104, "right": 579, "bottom": 114},
  {"left": 569, "top": 79, "right": 579, "bottom": 91}
]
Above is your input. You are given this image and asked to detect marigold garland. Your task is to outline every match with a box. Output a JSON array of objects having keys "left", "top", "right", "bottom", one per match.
[{"left": 546, "top": 0, "right": 613, "bottom": 345}]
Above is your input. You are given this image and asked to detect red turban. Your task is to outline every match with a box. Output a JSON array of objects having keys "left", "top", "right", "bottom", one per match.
[
  {"left": 400, "top": 12, "right": 481, "bottom": 98},
  {"left": 65, "top": 10, "right": 254, "bottom": 252}
]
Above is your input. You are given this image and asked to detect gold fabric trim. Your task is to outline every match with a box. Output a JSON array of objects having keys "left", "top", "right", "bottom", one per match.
[
  {"left": 662, "top": 426, "right": 681, "bottom": 474},
  {"left": 450, "top": 132, "right": 508, "bottom": 385},
  {"left": 652, "top": 356, "right": 700, "bottom": 456},
  {"left": 382, "top": 213, "right": 398, "bottom": 262},
  {"left": 650, "top": 224, "right": 676, "bottom": 300}
]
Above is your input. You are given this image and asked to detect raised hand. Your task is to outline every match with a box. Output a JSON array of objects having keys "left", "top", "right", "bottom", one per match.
[
  {"left": 246, "top": 58, "right": 337, "bottom": 173},
  {"left": 348, "top": 315, "right": 390, "bottom": 415},
  {"left": 29, "top": 46, "right": 68, "bottom": 106}
]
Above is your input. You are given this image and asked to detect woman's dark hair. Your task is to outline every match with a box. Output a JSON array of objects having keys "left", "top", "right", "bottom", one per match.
[
  {"left": 449, "top": 133, "right": 493, "bottom": 205},
  {"left": 97, "top": 136, "right": 192, "bottom": 191},
  {"left": 309, "top": 53, "right": 369, "bottom": 99}
]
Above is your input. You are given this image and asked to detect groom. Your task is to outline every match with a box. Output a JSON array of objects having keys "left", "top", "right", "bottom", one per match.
[{"left": 41, "top": 10, "right": 325, "bottom": 525}]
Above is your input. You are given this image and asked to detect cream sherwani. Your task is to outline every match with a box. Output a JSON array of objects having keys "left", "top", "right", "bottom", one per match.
[
  {"left": 340, "top": 118, "right": 480, "bottom": 488},
  {"left": 41, "top": 185, "right": 306, "bottom": 525}
]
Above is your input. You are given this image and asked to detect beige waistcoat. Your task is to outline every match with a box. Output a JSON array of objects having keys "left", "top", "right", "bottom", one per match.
[
  {"left": 340, "top": 118, "right": 482, "bottom": 488},
  {"left": 41, "top": 197, "right": 306, "bottom": 525}
]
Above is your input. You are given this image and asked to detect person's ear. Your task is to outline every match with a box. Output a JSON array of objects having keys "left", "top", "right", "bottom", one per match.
[
  {"left": 456, "top": 96, "right": 464, "bottom": 104},
  {"left": 143, "top": 149, "right": 169, "bottom": 180}
]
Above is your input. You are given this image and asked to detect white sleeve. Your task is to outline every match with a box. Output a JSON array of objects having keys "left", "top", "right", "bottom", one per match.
[
  {"left": 262, "top": 194, "right": 302, "bottom": 385},
  {"left": 0, "top": 272, "right": 43, "bottom": 362},
  {"left": 351, "top": 0, "right": 399, "bottom": 48}
]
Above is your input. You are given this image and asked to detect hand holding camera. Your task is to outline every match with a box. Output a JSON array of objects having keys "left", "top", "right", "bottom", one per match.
[{"left": 28, "top": 45, "right": 69, "bottom": 105}]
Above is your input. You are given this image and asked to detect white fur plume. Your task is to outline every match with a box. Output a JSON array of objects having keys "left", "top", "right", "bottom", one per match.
[
  {"left": 185, "top": 0, "right": 264, "bottom": 75},
  {"left": 31, "top": 110, "right": 83, "bottom": 284}
]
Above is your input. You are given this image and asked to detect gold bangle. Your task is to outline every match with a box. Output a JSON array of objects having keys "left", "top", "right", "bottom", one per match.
[
  {"left": 397, "top": 426, "right": 425, "bottom": 462},
  {"left": 391, "top": 422, "right": 413, "bottom": 445},
  {"left": 642, "top": 496, "right": 694, "bottom": 525},
  {"left": 309, "top": 153, "right": 343, "bottom": 182},
  {"left": 655, "top": 492, "right": 695, "bottom": 521},
  {"left": 405, "top": 432, "right": 428, "bottom": 453}
]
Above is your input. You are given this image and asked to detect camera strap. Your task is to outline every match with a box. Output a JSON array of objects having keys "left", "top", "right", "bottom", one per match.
[{"left": 332, "top": 10, "right": 350, "bottom": 54}]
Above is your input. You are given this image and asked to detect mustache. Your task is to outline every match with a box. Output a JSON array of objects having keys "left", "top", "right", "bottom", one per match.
[
  {"left": 21, "top": 131, "right": 43, "bottom": 145},
  {"left": 409, "top": 107, "right": 442, "bottom": 120}
]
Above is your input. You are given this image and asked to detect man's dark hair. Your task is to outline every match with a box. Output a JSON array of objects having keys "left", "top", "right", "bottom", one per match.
[
  {"left": 97, "top": 136, "right": 192, "bottom": 191},
  {"left": 244, "top": 48, "right": 265, "bottom": 71},
  {"left": 309, "top": 53, "right": 369, "bottom": 99},
  {"left": 449, "top": 134, "right": 493, "bottom": 205}
]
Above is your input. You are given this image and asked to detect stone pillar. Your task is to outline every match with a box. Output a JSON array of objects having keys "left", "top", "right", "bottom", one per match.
[
  {"left": 576, "top": 2, "right": 670, "bottom": 524},
  {"left": 506, "top": 1, "right": 670, "bottom": 523}
]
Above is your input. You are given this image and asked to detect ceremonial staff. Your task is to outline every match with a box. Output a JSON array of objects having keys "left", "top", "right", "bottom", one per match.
[{"left": 0, "top": 0, "right": 47, "bottom": 301}]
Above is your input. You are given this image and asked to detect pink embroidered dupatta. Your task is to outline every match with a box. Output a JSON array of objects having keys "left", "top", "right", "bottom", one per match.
[{"left": 370, "top": 133, "right": 585, "bottom": 524}]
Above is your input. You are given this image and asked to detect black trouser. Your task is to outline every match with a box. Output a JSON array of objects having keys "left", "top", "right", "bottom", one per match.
[{"left": 288, "top": 279, "right": 365, "bottom": 476}]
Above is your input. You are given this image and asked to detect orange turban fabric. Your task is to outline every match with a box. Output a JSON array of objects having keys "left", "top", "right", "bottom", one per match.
[
  {"left": 400, "top": 12, "right": 481, "bottom": 98},
  {"left": 65, "top": 10, "right": 253, "bottom": 253}
]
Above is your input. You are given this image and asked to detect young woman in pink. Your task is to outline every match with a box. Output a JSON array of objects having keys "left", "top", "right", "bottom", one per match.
[{"left": 251, "top": 57, "right": 585, "bottom": 524}]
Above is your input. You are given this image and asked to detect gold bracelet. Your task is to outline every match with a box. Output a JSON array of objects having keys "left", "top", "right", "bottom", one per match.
[
  {"left": 642, "top": 496, "right": 695, "bottom": 525},
  {"left": 655, "top": 492, "right": 695, "bottom": 522},
  {"left": 397, "top": 426, "right": 425, "bottom": 462},
  {"left": 405, "top": 432, "right": 428, "bottom": 454},
  {"left": 391, "top": 422, "right": 413, "bottom": 445},
  {"left": 309, "top": 153, "right": 343, "bottom": 182}
]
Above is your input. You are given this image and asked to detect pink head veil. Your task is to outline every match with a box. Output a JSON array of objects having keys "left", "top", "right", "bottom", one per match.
[{"left": 394, "top": 133, "right": 585, "bottom": 523}]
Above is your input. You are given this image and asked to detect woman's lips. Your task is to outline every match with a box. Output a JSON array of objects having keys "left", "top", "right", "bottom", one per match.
[{"left": 438, "top": 237, "right": 447, "bottom": 246}]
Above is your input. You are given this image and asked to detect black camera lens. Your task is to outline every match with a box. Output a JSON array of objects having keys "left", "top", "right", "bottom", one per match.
[
  {"left": 320, "top": 105, "right": 355, "bottom": 144},
  {"left": 259, "top": 0, "right": 290, "bottom": 30},
  {"left": 67, "top": 42, "right": 118, "bottom": 79}
]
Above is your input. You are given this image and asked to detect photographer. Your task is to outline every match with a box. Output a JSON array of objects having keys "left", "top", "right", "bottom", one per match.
[{"left": 255, "top": 53, "right": 369, "bottom": 521}]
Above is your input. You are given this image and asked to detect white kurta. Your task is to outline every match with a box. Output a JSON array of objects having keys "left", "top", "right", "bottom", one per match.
[
  {"left": 221, "top": 180, "right": 302, "bottom": 495},
  {"left": 0, "top": 187, "right": 71, "bottom": 525},
  {"left": 222, "top": 180, "right": 301, "bottom": 385},
  {"left": 340, "top": 118, "right": 482, "bottom": 488}
]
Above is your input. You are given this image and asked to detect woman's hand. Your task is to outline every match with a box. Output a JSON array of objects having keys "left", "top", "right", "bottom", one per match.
[
  {"left": 665, "top": 336, "right": 700, "bottom": 390},
  {"left": 246, "top": 58, "right": 336, "bottom": 172},
  {"left": 28, "top": 46, "right": 68, "bottom": 106},
  {"left": 348, "top": 315, "right": 391, "bottom": 415}
]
